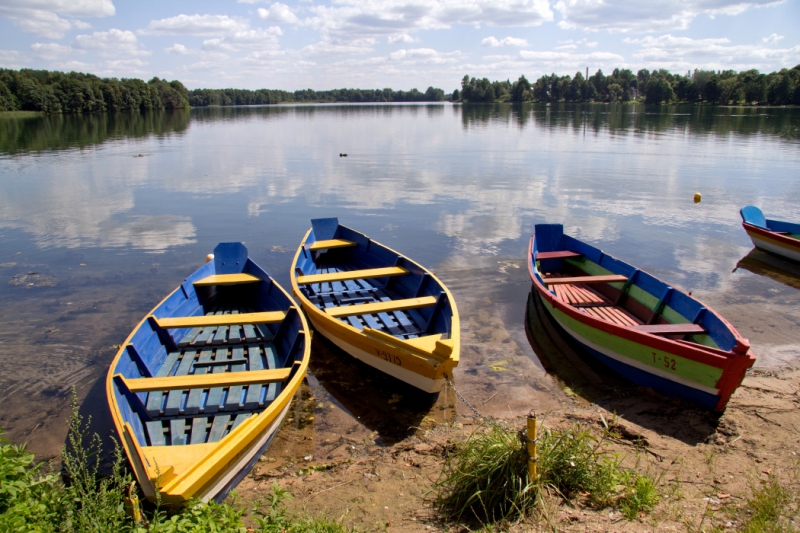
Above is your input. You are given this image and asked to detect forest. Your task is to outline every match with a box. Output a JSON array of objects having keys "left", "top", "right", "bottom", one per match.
[
  {"left": 0, "top": 68, "right": 445, "bottom": 113},
  {"left": 456, "top": 65, "right": 800, "bottom": 105}
]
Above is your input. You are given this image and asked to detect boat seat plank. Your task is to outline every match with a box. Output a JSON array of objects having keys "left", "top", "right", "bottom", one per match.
[
  {"left": 633, "top": 323, "right": 707, "bottom": 335},
  {"left": 325, "top": 296, "right": 437, "bottom": 318},
  {"left": 208, "top": 414, "right": 231, "bottom": 443},
  {"left": 184, "top": 349, "right": 213, "bottom": 415},
  {"left": 190, "top": 417, "right": 208, "bottom": 444},
  {"left": 155, "top": 311, "right": 285, "bottom": 329},
  {"left": 298, "top": 266, "right": 408, "bottom": 285},
  {"left": 146, "top": 421, "right": 166, "bottom": 446},
  {"left": 537, "top": 251, "right": 583, "bottom": 260},
  {"left": 224, "top": 347, "right": 247, "bottom": 411},
  {"left": 544, "top": 275, "right": 628, "bottom": 285},
  {"left": 123, "top": 367, "right": 292, "bottom": 393},
  {"left": 193, "top": 273, "right": 261, "bottom": 286},
  {"left": 308, "top": 239, "right": 357, "bottom": 251}
]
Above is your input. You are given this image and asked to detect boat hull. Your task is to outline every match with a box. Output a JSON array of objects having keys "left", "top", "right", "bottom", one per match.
[{"left": 742, "top": 223, "right": 800, "bottom": 263}]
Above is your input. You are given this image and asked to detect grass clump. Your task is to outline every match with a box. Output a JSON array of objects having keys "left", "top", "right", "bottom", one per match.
[
  {"left": 434, "top": 421, "right": 662, "bottom": 526},
  {"left": 740, "top": 475, "right": 798, "bottom": 533}
]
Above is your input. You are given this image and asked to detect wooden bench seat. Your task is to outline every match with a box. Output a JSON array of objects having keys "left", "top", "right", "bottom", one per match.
[
  {"left": 120, "top": 367, "right": 292, "bottom": 393},
  {"left": 553, "top": 283, "right": 608, "bottom": 306},
  {"left": 583, "top": 306, "right": 640, "bottom": 327},
  {"left": 537, "top": 251, "right": 583, "bottom": 260},
  {"left": 193, "top": 273, "right": 261, "bottom": 286},
  {"left": 544, "top": 275, "right": 628, "bottom": 285},
  {"left": 308, "top": 239, "right": 357, "bottom": 251},
  {"left": 154, "top": 311, "right": 285, "bottom": 329},
  {"left": 297, "top": 266, "right": 408, "bottom": 285},
  {"left": 325, "top": 295, "right": 436, "bottom": 318},
  {"left": 633, "top": 323, "right": 707, "bottom": 335}
]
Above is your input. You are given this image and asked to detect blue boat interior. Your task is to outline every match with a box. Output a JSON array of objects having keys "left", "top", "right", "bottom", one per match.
[
  {"left": 532, "top": 224, "right": 738, "bottom": 352},
  {"left": 294, "top": 217, "right": 454, "bottom": 341},
  {"left": 111, "top": 243, "right": 306, "bottom": 448},
  {"left": 740, "top": 205, "right": 800, "bottom": 236}
]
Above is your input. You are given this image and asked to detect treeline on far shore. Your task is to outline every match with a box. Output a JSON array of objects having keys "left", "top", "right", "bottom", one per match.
[
  {"left": 0, "top": 68, "right": 445, "bottom": 114},
  {"left": 456, "top": 65, "right": 800, "bottom": 105}
]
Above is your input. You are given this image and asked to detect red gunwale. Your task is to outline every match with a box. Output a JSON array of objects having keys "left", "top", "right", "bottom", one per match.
[
  {"left": 527, "top": 235, "right": 755, "bottom": 411},
  {"left": 742, "top": 222, "right": 800, "bottom": 249}
]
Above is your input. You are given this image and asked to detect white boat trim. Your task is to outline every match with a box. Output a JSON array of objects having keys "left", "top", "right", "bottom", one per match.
[{"left": 747, "top": 234, "right": 800, "bottom": 262}]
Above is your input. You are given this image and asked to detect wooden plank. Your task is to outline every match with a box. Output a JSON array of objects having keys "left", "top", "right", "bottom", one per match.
[
  {"left": 243, "top": 345, "right": 264, "bottom": 410},
  {"left": 208, "top": 414, "right": 231, "bottom": 443},
  {"left": 145, "top": 421, "right": 166, "bottom": 446},
  {"left": 177, "top": 327, "right": 201, "bottom": 348},
  {"left": 633, "top": 323, "right": 707, "bottom": 335},
  {"left": 193, "top": 357, "right": 248, "bottom": 367},
  {"left": 537, "top": 251, "right": 583, "bottom": 260},
  {"left": 193, "top": 273, "right": 261, "bottom": 286},
  {"left": 155, "top": 311, "right": 285, "bottom": 329},
  {"left": 145, "top": 350, "right": 182, "bottom": 416},
  {"left": 224, "top": 347, "right": 246, "bottom": 411},
  {"left": 297, "top": 266, "right": 408, "bottom": 285},
  {"left": 203, "top": 350, "right": 227, "bottom": 414},
  {"left": 170, "top": 419, "right": 187, "bottom": 445},
  {"left": 325, "top": 295, "right": 437, "bottom": 318},
  {"left": 543, "top": 275, "right": 628, "bottom": 285},
  {"left": 190, "top": 418, "right": 208, "bottom": 444},
  {"left": 230, "top": 413, "right": 252, "bottom": 432},
  {"left": 308, "top": 239, "right": 356, "bottom": 251},
  {"left": 184, "top": 349, "right": 213, "bottom": 415},
  {"left": 122, "top": 367, "right": 292, "bottom": 393},
  {"left": 164, "top": 351, "right": 196, "bottom": 415}
]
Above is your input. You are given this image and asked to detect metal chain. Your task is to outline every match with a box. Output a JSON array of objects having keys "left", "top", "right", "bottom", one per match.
[{"left": 445, "top": 375, "right": 508, "bottom": 431}]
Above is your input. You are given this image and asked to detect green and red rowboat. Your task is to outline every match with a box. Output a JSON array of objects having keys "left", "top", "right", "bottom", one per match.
[
  {"left": 528, "top": 224, "right": 755, "bottom": 412},
  {"left": 740, "top": 205, "right": 800, "bottom": 263}
]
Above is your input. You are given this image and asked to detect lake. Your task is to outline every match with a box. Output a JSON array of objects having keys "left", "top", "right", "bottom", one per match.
[{"left": 1, "top": 103, "right": 799, "bottom": 458}]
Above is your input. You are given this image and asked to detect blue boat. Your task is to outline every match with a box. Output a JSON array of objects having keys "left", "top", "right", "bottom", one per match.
[{"left": 106, "top": 243, "right": 310, "bottom": 505}]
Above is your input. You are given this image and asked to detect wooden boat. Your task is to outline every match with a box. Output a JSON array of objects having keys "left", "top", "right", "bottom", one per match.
[
  {"left": 290, "top": 218, "right": 459, "bottom": 392},
  {"left": 528, "top": 224, "right": 755, "bottom": 412},
  {"left": 740, "top": 205, "right": 800, "bottom": 262},
  {"left": 106, "top": 242, "right": 310, "bottom": 505}
]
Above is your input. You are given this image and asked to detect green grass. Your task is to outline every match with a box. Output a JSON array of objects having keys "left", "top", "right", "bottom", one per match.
[
  {"left": 433, "top": 421, "right": 662, "bottom": 526},
  {"left": 0, "top": 391, "right": 360, "bottom": 533},
  {"left": 740, "top": 475, "right": 799, "bottom": 533}
]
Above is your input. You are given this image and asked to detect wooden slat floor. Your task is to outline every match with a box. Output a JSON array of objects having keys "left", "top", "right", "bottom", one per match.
[
  {"left": 302, "top": 266, "right": 424, "bottom": 340},
  {"left": 142, "top": 300, "right": 284, "bottom": 447},
  {"left": 546, "top": 272, "right": 642, "bottom": 327}
]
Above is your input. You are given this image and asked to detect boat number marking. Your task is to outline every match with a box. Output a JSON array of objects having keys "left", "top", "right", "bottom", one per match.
[
  {"left": 375, "top": 349, "right": 402, "bottom": 366},
  {"left": 652, "top": 352, "right": 677, "bottom": 371}
]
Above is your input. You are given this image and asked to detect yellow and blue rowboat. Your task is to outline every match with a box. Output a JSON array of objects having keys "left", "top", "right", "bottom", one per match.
[
  {"left": 529, "top": 224, "right": 754, "bottom": 413},
  {"left": 290, "top": 218, "right": 459, "bottom": 392},
  {"left": 106, "top": 242, "right": 310, "bottom": 505},
  {"left": 740, "top": 205, "right": 800, "bottom": 263}
]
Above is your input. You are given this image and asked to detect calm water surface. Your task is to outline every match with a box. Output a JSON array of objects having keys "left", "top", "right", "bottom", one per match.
[{"left": 1, "top": 103, "right": 799, "bottom": 457}]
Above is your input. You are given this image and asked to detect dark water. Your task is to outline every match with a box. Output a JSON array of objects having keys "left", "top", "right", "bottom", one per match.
[{"left": 2, "top": 103, "right": 799, "bottom": 457}]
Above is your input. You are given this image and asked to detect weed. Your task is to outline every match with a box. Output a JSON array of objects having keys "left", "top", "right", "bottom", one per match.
[
  {"left": 740, "top": 475, "right": 798, "bottom": 533},
  {"left": 618, "top": 470, "right": 660, "bottom": 520}
]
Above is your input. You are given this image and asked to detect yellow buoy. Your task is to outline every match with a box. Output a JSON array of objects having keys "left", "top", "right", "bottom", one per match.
[
  {"left": 693, "top": 192, "right": 702, "bottom": 203},
  {"left": 205, "top": 253, "right": 214, "bottom": 263}
]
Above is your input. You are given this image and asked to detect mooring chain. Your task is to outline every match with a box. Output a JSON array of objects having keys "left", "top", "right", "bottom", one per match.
[{"left": 444, "top": 375, "right": 508, "bottom": 432}]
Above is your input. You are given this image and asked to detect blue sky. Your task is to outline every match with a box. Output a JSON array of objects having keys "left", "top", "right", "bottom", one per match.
[{"left": 0, "top": 0, "right": 798, "bottom": 91}]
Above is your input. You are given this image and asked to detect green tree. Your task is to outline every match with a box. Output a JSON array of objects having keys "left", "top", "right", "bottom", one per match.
[{"left": 510, "top": 75, "right": 531, "bottom": 102}]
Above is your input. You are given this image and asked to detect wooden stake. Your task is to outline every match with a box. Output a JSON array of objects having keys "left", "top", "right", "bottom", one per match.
[{"left": 527, "top": 411, "right": 538, "bottom": 483}]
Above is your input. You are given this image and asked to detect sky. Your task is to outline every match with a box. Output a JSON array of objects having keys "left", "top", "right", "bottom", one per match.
[{"left": 0, "top": 0, "right": 799, "bottom": 92}]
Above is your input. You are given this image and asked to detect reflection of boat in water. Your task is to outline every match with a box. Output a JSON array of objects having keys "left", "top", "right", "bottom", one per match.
[
  {"left": 528, "top": 224, "right": 755, "bottom": 413},
  {"left": 735, "top": 249, "right": 800, "bottom": 290},
  {"left": 740, "top": 205, "right": 800, "bottom": 263},
  {"left": 308, "top": 333, "right": 454, "bottom": 445},
  {"left": 291, "top": 217, "right": 459, "bottom": 392},
  {"left": 106, "top": 243, "right": 310, "bottom": 505}
]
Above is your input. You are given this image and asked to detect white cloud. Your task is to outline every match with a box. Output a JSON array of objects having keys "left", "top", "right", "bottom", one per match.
[
  {"left": 141, "top": 14, "right": 250, "bottom": 36},
  {"left": 257, "top": 3, "right": 300, "bottom": 24},
  {"left": 763, "top": 33, "right": 784, "bottom": 44},
  {"left": 0, "top": 49, "right": 27, "bottom": 69},
  {"left": 202, "top": 27, "right": 283, "bottom": 52},
  {"left": 165, "top": 43, "right": 193, "bottom": 55},
  {"left": 303, "top": 0, "right": 553, "bottom": 44},
  {"left": 554, "top": 0, "right": 784, "bottom": 33},
  {"left": 482, "top": 36, "right": 529, "bottom": 47},
  {"left": 30, "top": 42, "right": 83, "bottom": 60},
  {"left": 388, "top": 47, "right": 460, "bottom": 64},
  {"left": 626, "top": 34, "right": 800, "bottom": 72},
  {"left": 51, "top": 58, "right": 150, "bottom": 78},
  {"left": 0, "top": 0, "right": 112, "bottom": 39},
  {"left": 74, "top": 29, "right": 150, "bottom": 57},
  {"left": 388, "top": 33, "right": 417, "bottom": 43},
  {"left": 301, "top": 40, "right": 375, "bottom": 57}
]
